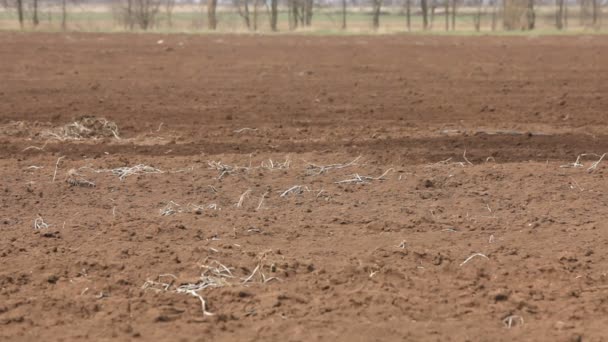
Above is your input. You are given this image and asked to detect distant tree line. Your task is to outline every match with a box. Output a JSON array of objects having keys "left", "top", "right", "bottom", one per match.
[{"left": 1, "top": 0, "right": 605, "bottom": 31}]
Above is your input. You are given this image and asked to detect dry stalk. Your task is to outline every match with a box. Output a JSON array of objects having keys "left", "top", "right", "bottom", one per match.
[
  {"left": 233, "top": 127, "right": 258, "bottom": 133},
  {"left": 52, "top": 156, "right": 65, "bottom": 183},
  {"left": 335, "top": 168, "right": 394, "bottom": 184},
  {"left": 280, "top": 185, "right": 310, "bottom": 197},
  {"left": 561, "top": 153, "right": 607, "bottom": 172},
  {"left": 502, "top": 315, "right": 524, "bottom": 328},
  {"left": 305, "top": 156, "right": 361, "bottom": 175},
  {"left": 236, "top": 189, "right": 252, "bottom": 208},
  {"left": 66, "top": 169, "right": 95, "bottom": 187},
  {"left": 459, "top": 253, "right": 489, "bottom": 266},
  {"left": 33, "top": 215, "right": 51, "bottom": 230}
]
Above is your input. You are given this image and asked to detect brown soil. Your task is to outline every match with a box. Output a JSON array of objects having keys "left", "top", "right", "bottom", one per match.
[{"left": 1, "top": 32, "right": 607, "bottom": 342}]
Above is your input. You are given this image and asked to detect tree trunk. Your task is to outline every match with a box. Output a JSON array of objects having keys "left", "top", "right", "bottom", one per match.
[
  {"left": 555, "top": 0, "right": 564, "bottom": 29},
  {"left": 372, "top": 0, "right": 381, "bottom": 29},
  {"left": 405, "top": 0, "right": 411, "bottom": 31},
  {"left": 564, "top": 1, "right": 568, "bottom": 28},
  {"left": 33, "top": 0, "right": 39, "bottom": 27},
  {"left": 253, "top": 0, "right": 258, "bottom": 31},
  {"left": 526, "top": 0, "right": 535, "bottom": 29},
  {"left": 444, "top": 0, "right": 449, "bottom": 31},
  {"left": 592, "top": 0, "right": 599, "bottom": 28},
  {"left": 127, "top": 0, "right": 134, "bottom": 30},
  {"left": 270, "top": 0, "right": 278, "bottom": 31},
  {"left": 430, "top": 0, "right": 435, "bottom": 29},
  {"left": 16, "top": 0, "right": 24, "bottom": 29},
  {"left": 61, "top": 0, "right": 67, "bottom": 30},
  {"left": 303, "top": 0, "right": 312, "bottom": 26},
  {"left": 473, "top": 0, "right": 481, "bottom": 31},
  {"left": 504, "top": 0, "right": 534, "bottom": 30},
  {"left": 451, "top": 0, "right": 456, "bottom": 30},
  {"left": 421, "top": 0, "right": 429, "bottom": 29},
  {"left": 208, "top": 0, "right": 217, "bottom": 30},
  {"left": 342, "top": 0, "right": 347, "bottom": 29},
  {"left": 491, "top": 0, "right": 497, "bottom": 31}
]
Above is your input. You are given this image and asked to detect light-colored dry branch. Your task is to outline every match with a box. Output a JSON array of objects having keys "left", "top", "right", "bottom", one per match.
[
  {"left": 335, "top": 168, "right": 394, "bottom": 184},
  {"left": 236, "top": 189, "right": 252, "bottom": 208},
  {"left": 66, "top": 168, "right": 95, "bottom": 187},
  {"left": 261, "top": 156, "right": 291, "bottom": 170},
  {"left": 160, "top": 201, "right": 181, "bottom": 216},
  {"left": 257, "top": 191, "right": 269, "bottom": 210},
  {"left": 52, "top": 156, "right": 65, "bottom": 183},
  {"left": 459, "top": 253, "right": 489, "bottom": 266},
  {"left": 34, "top": 215, "right": 51, "bottom": 230},
  {"left": 42, "top": 116, "right": 120, "bottom": 141},
  {"left": 305, "top": 156, "right": 361, "bottom": 175},
  {"left": 280, "top": 185, "right": 309, "bottom": 197},
  {"left": 560, "top": 153, "right": 607, "bottom": 170},
  {"left": 587, "top": 153, "right": 606, "bottom": 172},
  {"left": 502, "top": 315, "right": 524, "bottom": 328},
  {"left": 463, "top": 149, "right": 474, "bottom": 166},
  {"left": 109, "top": 164, "right": 163, "bottom": 180},
  {"left": 22, "top": 141, "right": 49, "bottom": 152},
  {"left": 233, "top": 127, "right": 258, "bottom": 133}
]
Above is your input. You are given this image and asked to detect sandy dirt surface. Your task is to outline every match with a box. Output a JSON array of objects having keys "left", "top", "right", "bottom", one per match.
[{"left": 1, "top": 32, "right": 608, "bottom": 341}]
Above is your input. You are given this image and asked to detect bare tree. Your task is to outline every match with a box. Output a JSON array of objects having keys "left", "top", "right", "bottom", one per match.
[
  {"left": 372, "top": 0, "right": 382, "bottom": 29},
  {"left": 473, "top": 0, "right": 482, "bottom": 31},
  {"left": 134, "top": 0, "right": 161, "bottom": 29},
  {"left": 13, "top": 0, "right": 24, "bottom": 28},
  {"left": 430, "top": 0, "right": 436, "bottom": 29},
  {"left": 503, "top": 0, "right": 534, "bottom": 30},
  {"left": 491, "top": 0, "right": 498, "bottom": 30},
  {"left": 342, "top": 0, "right": 347, "bottom": 29},
  {"left": 555, "top": 0, "right": 565, "bottom": 29},
  {"left": 444, "top": 0, "right": 448, "bottom": 31},
  {"left": 208, "top": 0, "right": 217, "bottom": 29},
  {"left": 270, "top": 0, "right": 278, "bottom": 30},
  {"left": 235, "top": 0, "right": 251, "bottom": 29},
  {"left": 164, "top": 0, "right": 175, "bottom": 28},
  {"left": 61, "top": 0, "right": 67, "bottom": 30},
  {"left": 405, "top": 0, "right": 411, "bottom": 31},
  {"left": 421, "top": 0, "right": 429, "bottom": 29},
  {"left": 32, "top": 0, "right": 39, "bottom": 26},
  {"left": 451, "top": 0, "right": 456, "bottom": 30}
]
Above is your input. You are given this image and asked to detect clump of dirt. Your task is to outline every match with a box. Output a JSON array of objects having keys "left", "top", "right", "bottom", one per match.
[{"left": 43, "top": 116, "right": 120, "bottom": 140}]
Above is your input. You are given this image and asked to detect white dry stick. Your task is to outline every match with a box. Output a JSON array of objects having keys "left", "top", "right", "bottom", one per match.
[
  {"left": 23, "top": 141, "right": 49, "bottom": 152},
  {"left": 459, "top": 253, "right": 489, "bottom": 267},
  {"left": 588, "top": 153, "right": 606, "bottom": 172},
  {"left": 236, "top": 189, "right": 252, "bottom": 208},
  {"left": 305, "top": 156, "right": 362, "bottom": 175},
  {"left": 488, "top": 235, "right": 495, "bottom": 243},
  {"left": 34, "top": 215, "right": 51, "bottom": 230},
  {"left": 463, "top": 149, "right": 474, "bottom": 166},
  {"left": 280, "top": 185, "right": 304, "bottom": 197},
  {"left": 502, "top": 315, "right": 524, "bottom": 329},
  {"left": 52, "top": 156, "right": 65, "bottom": 183},
  {"left": 560, "top": 154, "right": 585, "bottom": 168},
  {"left": 569, "top": 177, "right": 584, "bottom": 192},
  {"left": 160, "top": 201, "right": 181, "bottom": 216},
  {"left": 242, "top": 265, "right": 261, "bottom": 284},
  {"left": 233, "top": 127, "right": 258, "bottom": 133},
  {"left": 257, "top": 191, "right": 269, "bottom": 210},
  {"left": 335, "top": 168, "right": 394, "bottom": 184}
]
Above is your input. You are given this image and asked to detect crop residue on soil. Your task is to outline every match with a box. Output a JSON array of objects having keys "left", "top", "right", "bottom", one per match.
[{"left": 1, "top": 33, "right": 608, "bottom": 341}]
